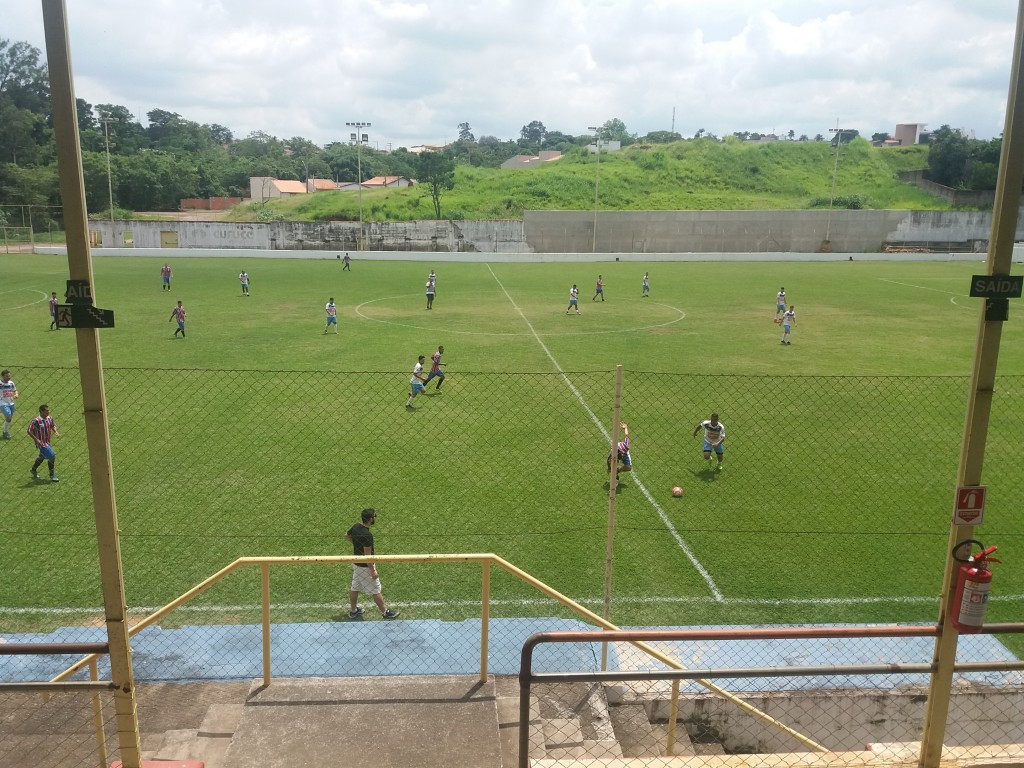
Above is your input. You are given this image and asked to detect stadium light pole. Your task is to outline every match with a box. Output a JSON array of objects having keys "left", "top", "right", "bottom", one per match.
[
  {"left": 346, "top": 121, "right": 372, "bottom": 250},
  {"left": 100, "top": 117, "right": 115, "bottom": 222},
  {"left": 825, "top": 126, "right": 854, "bottom": 244},
  {"left": 589, "top": 125, "right": 601, "bottom": 253}
]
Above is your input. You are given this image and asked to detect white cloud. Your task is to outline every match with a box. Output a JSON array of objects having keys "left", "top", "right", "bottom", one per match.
[{"left": 3, "top": 1, "right": 1018, "bottom": 147}]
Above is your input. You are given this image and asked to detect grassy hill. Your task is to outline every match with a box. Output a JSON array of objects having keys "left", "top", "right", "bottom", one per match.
[{"left": 229, "top": 138, "right": 943, "bottom": 223}]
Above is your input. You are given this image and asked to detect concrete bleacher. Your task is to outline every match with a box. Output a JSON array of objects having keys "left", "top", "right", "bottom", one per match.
[{"left": 3, "top": 619, "right": 1020, "bottom": 767}]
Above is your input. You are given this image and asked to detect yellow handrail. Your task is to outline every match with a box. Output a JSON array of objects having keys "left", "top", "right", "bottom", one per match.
[{"left": 49, "top": 552, "right": 825, "bottom": 752}]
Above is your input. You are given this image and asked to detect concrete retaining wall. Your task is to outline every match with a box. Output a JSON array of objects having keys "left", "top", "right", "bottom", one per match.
[
  {"left": 82, "top": 209, "right": 1024, "bottom": 255},
  {"left": 34, "top": 247, "right": 1000, "bottom": 264},
  {"left": 652, "top": 688, "right": 1024, "bottom": 754}
]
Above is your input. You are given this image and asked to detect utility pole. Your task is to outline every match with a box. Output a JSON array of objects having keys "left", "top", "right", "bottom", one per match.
[
  {"left": 588, "top": 125, "right": 602, "bottom": 253},
  {"left": 346, "top": 121, "right": 371, "bottom": 250},
  {"left": 100, "top": 117, "right": 115, "bottom": 222},
  {"left": 825, "top": 123, "right": 854, "bottom": 245}
]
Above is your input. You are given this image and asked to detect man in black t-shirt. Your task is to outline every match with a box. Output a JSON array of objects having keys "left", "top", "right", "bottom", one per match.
[{"left": 345, "top": 508, "right": 400, "bottom": 620}]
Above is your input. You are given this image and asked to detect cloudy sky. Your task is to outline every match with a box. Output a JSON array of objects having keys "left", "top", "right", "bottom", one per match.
[{"left": 5, "top": 1, "right": 1019, "bottom": 149}]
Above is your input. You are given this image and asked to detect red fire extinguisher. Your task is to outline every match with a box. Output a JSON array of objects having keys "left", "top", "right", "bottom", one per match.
[{"left": 950, "top": 539, "right": 999, "bottom": 634}]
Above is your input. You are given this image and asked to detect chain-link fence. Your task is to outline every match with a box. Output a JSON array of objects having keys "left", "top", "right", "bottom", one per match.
[
  {"left": 2, "top": 365, "right": 1023, "bottom": 764},
  {"left": 3, "top": 366, "right": 1022, "bottom": 629},
  {"left": 0, "top": 687, "right": 120, "bottom": 768},
  {"left": 520, "top": 626, "right": 1024, "bottom": 767}
]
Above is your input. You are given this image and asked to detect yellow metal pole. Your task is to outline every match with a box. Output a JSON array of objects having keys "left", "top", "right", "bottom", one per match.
[
  {"left": 666, "top": 679, "right": 680, "bottom": 756},
  {"left": 602, "top": 365, "right": 624, "bottom": 672},
  {"left": 40, "top": 3, "right": 141, "bottom": 767},
  {"left": 88, "top": 658, "right": 108, "bottom": 768},
  {"left": 480, "top": 559, "right": 490, "bottom": 682},
  {"left": 261, "top": 562, "right": 272, "bottom": 687},
  {"left": 919, "top": 4, "right": 1024, "bottom": 767}
]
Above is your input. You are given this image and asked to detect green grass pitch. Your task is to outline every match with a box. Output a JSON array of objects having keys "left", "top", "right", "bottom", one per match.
[{"left": 0, "top": 254, "right": 1022, "bottom": 644}]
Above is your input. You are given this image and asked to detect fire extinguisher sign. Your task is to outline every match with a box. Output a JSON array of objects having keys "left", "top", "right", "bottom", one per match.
[{"left": 953, "top": 486, "right": 987, "bottom": 526}]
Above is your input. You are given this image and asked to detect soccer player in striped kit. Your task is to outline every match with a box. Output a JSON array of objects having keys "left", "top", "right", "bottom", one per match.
[
  {"left": 169, "top": 300, "right": 187, "bottom": 338},
  {"left": 28, "top": 404, "right": 60, "bottom": 482}
]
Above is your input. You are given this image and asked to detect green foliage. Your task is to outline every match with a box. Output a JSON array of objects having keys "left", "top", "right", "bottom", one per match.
[{"left": 416, "top": 149, "right": 456, "bottom": 218}]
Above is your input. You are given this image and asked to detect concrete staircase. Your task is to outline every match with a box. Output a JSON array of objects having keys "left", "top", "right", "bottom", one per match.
[{"left": 141, "top": 702, "right": 244, "bottom": 766}]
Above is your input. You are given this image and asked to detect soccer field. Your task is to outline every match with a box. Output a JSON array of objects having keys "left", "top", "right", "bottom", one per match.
[{"left": 1, "top": 254, "right": 1022, "bottom": 640}]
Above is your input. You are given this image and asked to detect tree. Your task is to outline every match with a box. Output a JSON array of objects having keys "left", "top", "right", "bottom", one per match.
[
  {"left": 519, "top": 120, "right": 547, "bottom": 148},
  {"left": 0, "top": 39, "right": 48, "bottom": 111},
  {"left": 416, "top": 149, "right": 455, "bottom": 219},
  {"left": 644, "top": 130, "right": 682, "bottom": 144},
  {"left": 927, "top": 124, "right": 970, "bottom": 187},
  {"left": 601, "top": 118, "right": 633, "bottom": 144},
  {"left": 831, "top": 129, "right": 859, "bottom": 146},
  {"left": 458, "top": 122, "right": 475, "bottom": 142},
  {"left": 871, "top": 132, "right": 890, "bottom": 143}
]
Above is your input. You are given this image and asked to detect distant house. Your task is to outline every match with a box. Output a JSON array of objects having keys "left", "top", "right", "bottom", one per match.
[
  {"left": 586, "top": 140, "right": 621, "bottom": 154},
  {"left": 894, "top": 123, "right": 929, "bottom": 146},
  {"left": 363, "top": 176, "right": 416, "bottom": 188},
  {"left": 500, "top": 150, "right": 563, "bottom": 170},
  {"left": 307, "top": 178, "right": 338, "bottom": 192},
  {"left": 407, "top": 144, "right": 447, "bottom": 154},
  {"left": 249, "top": 176, "right": 308, "bottom": 201}
]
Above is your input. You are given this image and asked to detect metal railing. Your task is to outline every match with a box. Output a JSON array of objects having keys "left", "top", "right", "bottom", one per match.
[{"left": 518, "top": 625, "right": 1024, "bottom": 767}]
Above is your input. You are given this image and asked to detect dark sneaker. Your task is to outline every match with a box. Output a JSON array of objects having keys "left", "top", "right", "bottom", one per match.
[
  {"left": 30, "top": 468, "right": 39, "bottom": 479},
  {"left": 382, "top": 609, "right": 400, "bottom": 620},
  {"left": 348, "top": 608, "right": 363, "bottom": 619}
]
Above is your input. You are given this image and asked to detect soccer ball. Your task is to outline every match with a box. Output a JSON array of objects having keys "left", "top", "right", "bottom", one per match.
[{"left": 671, "top": 486, "right": 683, "bottom": 497}]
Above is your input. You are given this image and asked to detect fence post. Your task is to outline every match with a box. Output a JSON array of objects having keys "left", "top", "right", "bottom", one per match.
[
  {"left": 919, "top": 4, "right": 1024, "bottom": 766},
  {"left": 666, "top": 678, "right": 680, "bottom": 756},
  {"left": 41, "top": 3, "right": 143, "bottom": 765},
  {"left": 601, "top": 365, "right": 624, "bottom": 672},
  {"left": 88, "top": 657, "right": 108, "bottom": 768},
  {"left": 481, "top": 558, "right": 490, "bottom": 683},
  {"left": 261, "top": 562, "right": 272, "bottom": 687}
]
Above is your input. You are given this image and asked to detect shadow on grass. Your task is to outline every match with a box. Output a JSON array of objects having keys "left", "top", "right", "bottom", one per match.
[{"left": 691, "top": 465, "right": 721, "bottom": 483}]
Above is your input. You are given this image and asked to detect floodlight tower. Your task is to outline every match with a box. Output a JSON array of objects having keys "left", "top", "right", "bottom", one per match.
[{"left": 346, "top": 121, "right": 372, "bottom": 250}]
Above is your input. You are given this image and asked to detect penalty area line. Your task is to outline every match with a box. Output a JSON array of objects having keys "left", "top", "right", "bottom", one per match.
[{"left": 485, "top": 264, "right": 724, "bottom": 602}]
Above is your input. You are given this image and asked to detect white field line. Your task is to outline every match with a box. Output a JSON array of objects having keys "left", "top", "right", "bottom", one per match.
[
  {"left": 9, "top": 593, "right": 1024, "bottom": 616},
  {"left": 485, "top": 264, "right": 724, "bottom": 601},
  {"left": 0, "top": 288, "right": 48, "bottom": 312},
  {"left": 878, "top": 278, "right": 972, "bottom": 308}
]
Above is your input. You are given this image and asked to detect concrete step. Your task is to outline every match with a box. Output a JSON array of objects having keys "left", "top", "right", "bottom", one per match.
[
  {"left": 609, "top": 703, "right": 665, "bottom": 757},
  {"left": 495, "top": 678, "right": 544, "bottom": 766},
  {"left": 222, "top": 675, "right": 502, "bottom": 768}
]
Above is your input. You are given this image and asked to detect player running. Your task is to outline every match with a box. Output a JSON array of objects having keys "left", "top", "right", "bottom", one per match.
[
  {"left": 642, "top": 273, "right": 650, "bottom": 297},
  {"left": 169, "top": 301, "right": 187, "bottom": 338},
  {"left": 239, "top": 271, "right": 250, "bottom": 296},
  {"left": 1, "top": 369, "right": 19, "bottom": 439},
  {"left": 406, "top": 355, "right": 428, "bottom": 408},
  {"left": 693, "top": 412, "right": 725, "bottom": 471},
  {"left": 424, "top": 345, "right": 446, "bottom": 391},
  {"left": 592, "top": 274, "right": 604, "bottom": 302},
  {"left": 324, "top": 298, "right": 338, "bottom": 334},
  {"left": 775, "top": 287, "right": 787, "bottom": 320}
]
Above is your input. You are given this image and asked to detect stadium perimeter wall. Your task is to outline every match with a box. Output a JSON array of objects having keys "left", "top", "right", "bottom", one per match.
[
  {"left": 34, "top": 247, "right": 1003, "bottom": 263},
  {"left": 78, "top": 209, "right": 1022, "bottom": 254}
]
